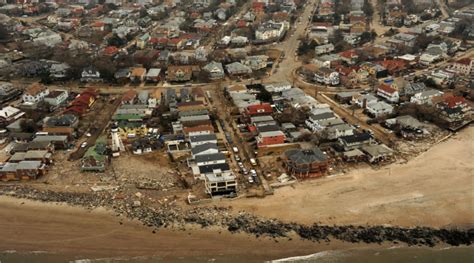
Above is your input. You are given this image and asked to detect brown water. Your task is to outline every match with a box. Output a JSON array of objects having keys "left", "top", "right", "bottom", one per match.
[{"left": 1, "top": 246, "right": 473, "bottom": 263}]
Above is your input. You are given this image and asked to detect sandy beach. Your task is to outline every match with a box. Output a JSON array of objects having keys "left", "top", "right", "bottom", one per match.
[
  {"left": 0, "top": 196, "right": 383, "bottom": 262},
  {"left": 0, "top": 127, "right": 472, "bottom": 261},
  {"left": 224, "top": 126, "right": 474, "bottom": 228}
]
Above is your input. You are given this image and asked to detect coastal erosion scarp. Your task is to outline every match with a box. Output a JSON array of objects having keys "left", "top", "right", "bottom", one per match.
[{"left": 0, "top": 185, "right": 472, "bottom": 248}]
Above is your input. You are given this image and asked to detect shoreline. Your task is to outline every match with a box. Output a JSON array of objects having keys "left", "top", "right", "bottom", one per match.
[
  {"left": 0, "top": 187, "right": 472, "bottom": 250},
  {"left": 0, "top": 195, "right": 392, "bottom": 262},
  {"left": 0, "top": 127, "right": 472, "bottom": 260}
]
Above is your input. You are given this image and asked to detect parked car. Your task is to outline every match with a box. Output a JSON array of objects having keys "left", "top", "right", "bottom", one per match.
[
  {"left": 80, "top": 142, "right": 88, "bottom": 148},
  {"left": 250, "top": 158, "right": 257, "bottom": 166}
]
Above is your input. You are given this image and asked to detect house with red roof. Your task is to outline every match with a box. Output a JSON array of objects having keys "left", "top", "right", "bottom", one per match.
[
  {"left": 437, "top": 95, "right": 472, "bottom": 126},
  {"left": 377, "top": 59, "right": 407, "bottom": 76},
  {"left": 103, "top": 46, "right": 119, "bottom": 56},
  {"left": 91, "top": 21, "right": 105, "bottom": 31},
  {"left": 246, "top": 103, "right": 273, "bottom": 116},
  {"left": 63, "top": 89, "right": 97, "bottom": 116},
  {"left": 338, "top": 50, "right": 359, "bottom": 65},
  {"left": 252, "top": 2, "right": 265, "bottom": 13},
  {"left": 448, "top": 58, "right": 473, "bottom": 76},
  {"left": 377, "top": 84, "right": 399, "bottom": 103},
  {"left": 122, "top": 90, "right": 137, "bottom": 105}
]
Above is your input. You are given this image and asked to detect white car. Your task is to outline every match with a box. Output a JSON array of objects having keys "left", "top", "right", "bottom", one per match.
[
  {"left": 248, "top": 177, "right": 254, "bottom": 183},
  {"left": 80, "top": 142, "right": 88, "bottom": 148}
]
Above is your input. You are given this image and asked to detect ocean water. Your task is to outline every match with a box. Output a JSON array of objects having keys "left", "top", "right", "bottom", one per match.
[
  {"left": 1, "top": 247, "right": 473, "bottom": 263},
  {"left": 270, "top": 247, "right": 474, "bottom": 263}
]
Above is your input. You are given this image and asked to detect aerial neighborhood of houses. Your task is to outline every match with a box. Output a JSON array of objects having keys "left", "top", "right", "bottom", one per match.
[{"left": 0, "top": 0, "right": 472, "bottom": 201}]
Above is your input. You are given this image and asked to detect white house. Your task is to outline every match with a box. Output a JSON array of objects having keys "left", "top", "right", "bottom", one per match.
[
  {"left": 410, "top": 89, "right": 444, "bottom": 105},
  {"left": 195, "top": 153, "right": 226, "bottom": 166},
  {"left": 353, "top": 94, "right": 378, "bottom": 107},
  {"left": 44, "top": 90, "right": 68, "bottom": 107},
  {"left": 326, "top": 123, "right": 354, "bottom": 140},
  {"left": 255, "top": 21, "right": 286, "bottom": 41},
  {"left": 313, "top": 67, "right": 340, "bottom": 86},
  {"left": 366, "top": 101, "right": 394, "bottom": 117},
  {"left": 81, "top": 67, "right": 102, "bottom": 82},
  {"left": 448, "top": 58, "right": 473, "bottom": 76},
  {"left": 377, "top": 84, "right": 399, "bottom": 103},
  {"left": 22, "top": 84, "right": 49, "bottom": 103}
]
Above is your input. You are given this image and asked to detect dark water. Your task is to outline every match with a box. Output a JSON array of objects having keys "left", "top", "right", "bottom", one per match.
[{"left": 0, "top": 247, "right": 473, "bottom": 263}]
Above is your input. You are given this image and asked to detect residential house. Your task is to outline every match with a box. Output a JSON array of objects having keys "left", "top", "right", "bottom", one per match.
[
  {"left": 314, "top": 43, "right": 334, "bottom": 55},
  {"left": 257, "top": 130, "right": 286, "bottom": 147},
  {"left": 191, "top": 142, "right": 219, "bottom": 156},
  {"left": 326, "top": 123, "right": 354, "bottom": 140},
  {"left": 195, "top": 153, "right": 226, "bottom": 166},
  {"left": 0, "top": 106, "right": 24, "bottom": 127},
  {"left": 255, "top": 21, "right": 286, "bottom": 41},
  {"left": 145, "top": 68, "right": 161, "bottom": 82},
  {"left": 81, "top": 66, "right": 102, "bottom": 82},
  {"left": 130, "top": 67, "right": 146, "bottom": 83},
  {"left": 202, "top": 61, "right": 225, "bottom": 80},
  {"left": 204, "top": 172, "right": 237, "bottom": 196},
  {"left": 114, "top": 68, "right": 131, "bottom": 83},
  {"left": 44, "top": 90, "right": 68, "bottom": 107},
  {"left": 22, "top": 83, "right": 49, "bottom": 104},
  {"left": 361, "top": 144, "right": 394, "bottom": 163},
  {"left": 0, "top": 82, "right": 22, "bottom": 104},
  {"left": 283, "top": 148, "right": 329, "bottom": 178},
  {"left": 189, "top": 134, "right": 217, "bottom": 147},
  {"left": 241, "top": 55, "right": 268, "bottom": 71},
  {"left": 339, "top": 50, "right": 359, "bottom": 65},
  {"left": 183, "top": 124, "right": 214, "bottom": 136},
  {"left": 122, "top": 90, "right": 137, "bottom": 105},
  {"left": 410, "top": 89, "right": 444, "bottom": 105},
  {"left": 365, "top": 101, "right": 394, "bottom": 117},
  {"left": 166, "top": 65, "right": 193, "bottom": 82},
  {"left": 448, "top": 58, "right": 473, "bottom": 77},
  {"left": 388, "top": 33, "right": 417, "bottom": 49},
  {"left": 313, "top": 67, "right": 340, "bottom": 86},
  {"left": 353, "top": 93, "right": 378, "bottom": 108},
  {"left": 377, "top": 84, "right": 399, "bottom": 103},
  {"left": 225, "top": 62, "right": 252, "bottom": 76},
  {"left": 246, "top": 103, "right": 273, "bottom": 116},
  {"left": 338, "top": 132, "right": 373, "bottom": 151}
]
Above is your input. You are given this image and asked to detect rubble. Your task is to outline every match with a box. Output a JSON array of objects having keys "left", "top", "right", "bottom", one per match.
[{"left": 0, "top": 185, "right": 472, "bottom": 247}]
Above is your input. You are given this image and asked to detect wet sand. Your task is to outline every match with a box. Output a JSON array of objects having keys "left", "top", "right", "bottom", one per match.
[{"left": 0, "top": 196, "right": 382, "bottom": 261}]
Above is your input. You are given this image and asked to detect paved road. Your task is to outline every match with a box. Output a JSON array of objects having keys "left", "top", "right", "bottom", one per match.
[{"left": 266, "top": 0, "right": 320, "bottom": 83}]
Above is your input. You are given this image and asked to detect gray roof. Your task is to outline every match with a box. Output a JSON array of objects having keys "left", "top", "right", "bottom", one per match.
[
  {"left": 178, "top": 109, "right": 209, "bottom": 117},
  {"left": 250, "top": 115, "right": 274, "bottom": 123},
  {"left": 146, "top": 68, "right": 161, "bottom": 77},
  {"left": 32, "top": 135, "right": 68, "bottom": 142},
  {"left": 1, "top": 162, "right": 18, "bottom": 172},
  {"left": 285, "top": 148, "right": 327, "bottom": 164},
  {"left": 361, "top": 144, "right": 393, "bottom": 157},
  {"left": 24, "top": 150, "right": 50, "bottom": 159},
  {"left": 199, "top": 163, "right": 230, "bottom": 174},
  {"left": 225, "top": 62, "right": 252, "bottom": 74},
  {"left": 310, "top": 111, "right": 336, "bottom": 121},
  {"left": 189, "top": 134, "right": 217, "bottom": 143},
  {"left": 16, "top": 160, "right": 43, "bottom": 170},
  {"left": 9, "top": 152, "right": 26, "bottom": 162},
  {"left": 180, "top": 115, "right": 210, "bottom": 122},
  {"left": 191, "top": 142, "right": 218, "bottom": 155},
  {"left": 195, "top": 153, "right": 226, "bottom": 163}
]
